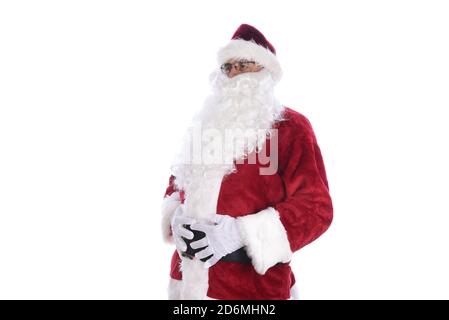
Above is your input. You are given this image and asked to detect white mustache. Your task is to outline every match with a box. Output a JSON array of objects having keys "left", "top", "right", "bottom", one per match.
[{"left": 209, "top": 68, "right": 275, "bottom": 96}]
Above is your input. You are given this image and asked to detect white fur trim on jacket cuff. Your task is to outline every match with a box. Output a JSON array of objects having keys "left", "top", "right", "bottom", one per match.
[
  {"left": 236, "top": 207, "right": 292, "bottom": 275},
  {"left": 161, "top": 192, "right": 181, "bottom": 243}
]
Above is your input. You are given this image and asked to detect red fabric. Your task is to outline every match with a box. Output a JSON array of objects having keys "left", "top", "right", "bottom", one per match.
[
  {"left": 170, "top": 251, "right": 182, "bottom": 280},
  {"left": 164, "top": 107, "right": 333, "bottom": 299},
  {"left": 164, "top": 176, "right": 185, "bottom": 203},
  {"left": 231, "top": 24, "right": 276, "bottom": 55}
]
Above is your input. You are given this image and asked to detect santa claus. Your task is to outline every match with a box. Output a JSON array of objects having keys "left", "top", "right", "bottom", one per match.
[{"left": 161, "top": 24, "right": 333, "bottom": 300}]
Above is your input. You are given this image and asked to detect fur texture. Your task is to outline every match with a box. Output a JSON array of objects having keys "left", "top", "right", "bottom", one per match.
[
  {"left": 236, "top": 207, "right": 292, "bottom": 275},
  {"left": 217, "top": 39, "right": 282, "bottom": 83},
  {"left": 161, "top": 192, "right": 181, "bottom": 244},
  {"left": 168, "top": 278, "right": 182, "bottom": 300}
]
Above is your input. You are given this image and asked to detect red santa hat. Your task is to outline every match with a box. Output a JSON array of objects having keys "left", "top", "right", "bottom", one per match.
[{"left": 217, "top": 24, "right": 283, "bottom": 83}]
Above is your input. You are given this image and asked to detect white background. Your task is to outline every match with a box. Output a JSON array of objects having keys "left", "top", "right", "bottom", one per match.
[{"left": 1, "top": 0, "right": 448, "bottom": 299}]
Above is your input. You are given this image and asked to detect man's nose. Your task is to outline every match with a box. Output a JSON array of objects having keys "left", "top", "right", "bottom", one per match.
[{"left": 228, "top": 67, "right": 241, "bottom": 78}]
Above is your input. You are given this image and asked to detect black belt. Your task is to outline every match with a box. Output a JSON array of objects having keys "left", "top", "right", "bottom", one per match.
[
  {"left": 181, "top": 225, "right": 251, "bottom": 264},
  {"left": 220, "top": 247, "right": 251, "bottom": 263}
]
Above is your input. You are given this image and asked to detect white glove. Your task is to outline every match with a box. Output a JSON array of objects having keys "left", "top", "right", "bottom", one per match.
[
  {"left": 189, "top": 214, "right": 244, "bottom": 268},
  {"left": 170, "top": 205, "right": 196, "bottom": 252}
]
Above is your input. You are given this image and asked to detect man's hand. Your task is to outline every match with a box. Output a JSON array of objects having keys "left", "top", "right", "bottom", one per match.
[
  {"left": 190, "top": 214, "right": 244, "bottom": 268},
  {"left": 170, "top": 205, "right": 196, "bottom": 252}
]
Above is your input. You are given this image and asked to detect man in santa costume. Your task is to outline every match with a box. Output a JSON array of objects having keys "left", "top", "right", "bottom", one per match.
[{"left": 161, "top": 24, "right": 333, "bottom": 300}]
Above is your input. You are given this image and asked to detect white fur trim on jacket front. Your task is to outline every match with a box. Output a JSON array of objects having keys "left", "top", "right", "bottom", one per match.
[
  {"left": 217, "top": 39, "right": 283, "bottom": 83},
  {"left": 237, "top": 207, "right": 292, "bottom": 275},
  {"left": 168, "top": 278, "right": 182, "bottom": 300},
  {"left": 161, "top": 192, "right": 181, "bottom": 243}
]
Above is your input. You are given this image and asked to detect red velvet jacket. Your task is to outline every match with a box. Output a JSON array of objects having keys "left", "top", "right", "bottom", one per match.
[{"left": 162, "top": 107, "right": 333, "bottom": 299}]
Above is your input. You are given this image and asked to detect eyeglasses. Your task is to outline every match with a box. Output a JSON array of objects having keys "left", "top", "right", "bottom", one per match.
[{"left": 220, "top": 59, "right": 262, "bottom": 75}]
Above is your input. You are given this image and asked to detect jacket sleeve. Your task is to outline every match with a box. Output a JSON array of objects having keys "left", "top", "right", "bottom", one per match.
[
  {"left": 161, "top": 175, "right": 182, "bottom": 243},
  {"left": 274, "top": 118, "right": 333, "bottom": 252},
  {"left": 237, "top": 116, "right": 333, "bottom": 274}
]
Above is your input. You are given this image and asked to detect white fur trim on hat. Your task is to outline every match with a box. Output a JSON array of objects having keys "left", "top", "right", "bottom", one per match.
[
  {"left": 161, "top": 192, "right": 181, "bottom": 243},
  {"left": 237, "top": 207, "right": 292, "bottom": 275},
  {"left": 217, "top": 39, "right": 283, "bottom": 83}
]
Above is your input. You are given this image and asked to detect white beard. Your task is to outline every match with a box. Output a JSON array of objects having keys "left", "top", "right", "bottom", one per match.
[
  {"left": 170, "top": 68, "right": 284, "bottom": 299},
  {"left": 172, "top": 68, "right": 284, "bottom": 195},
  {"left": 197, "top": 68, "right": 284, "bottom": 147}
]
